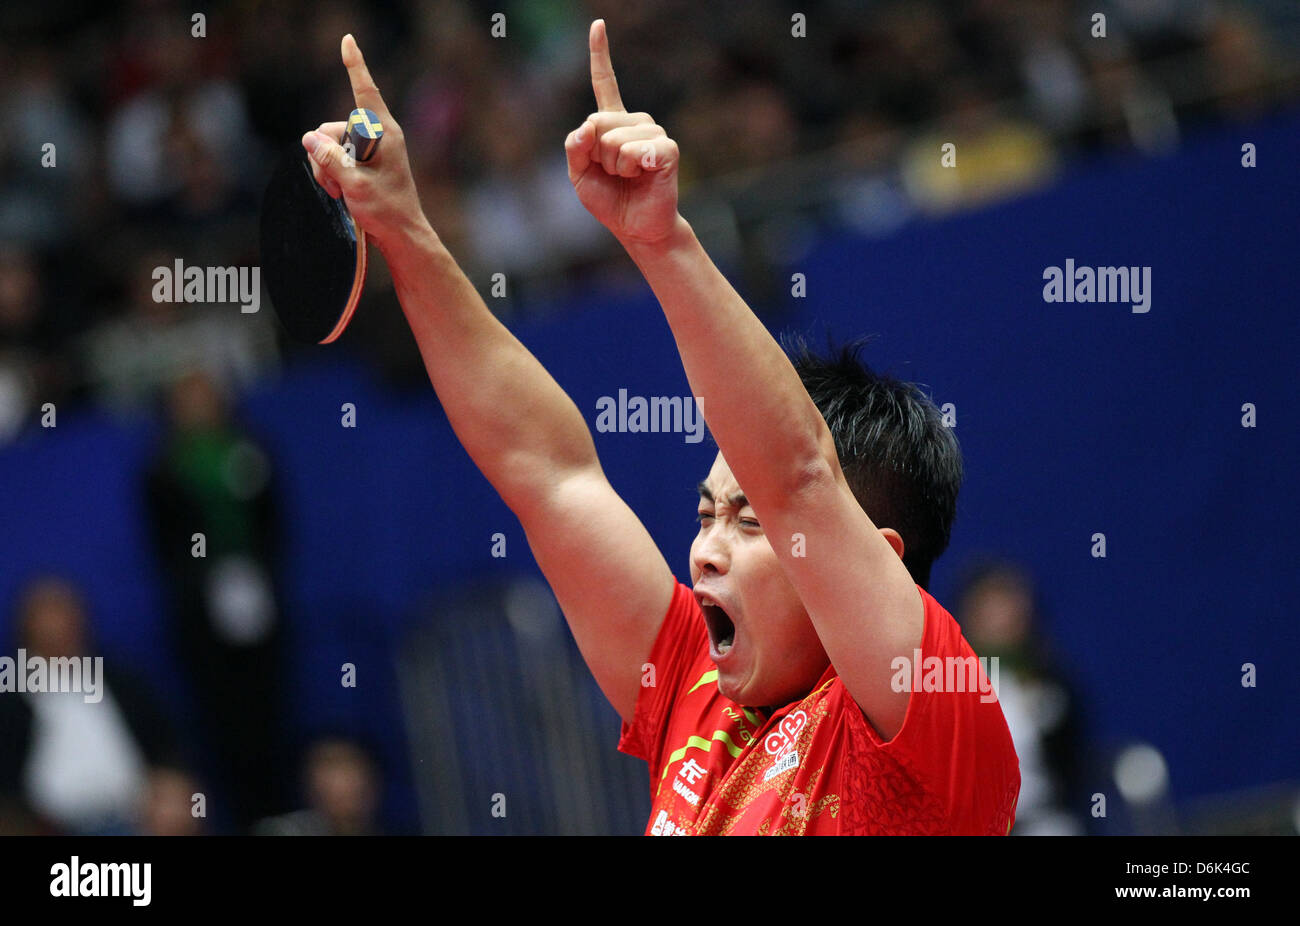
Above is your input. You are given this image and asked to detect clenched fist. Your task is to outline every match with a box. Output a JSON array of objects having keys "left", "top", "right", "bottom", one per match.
[{"left": 565, "top": 20, "right": 683, "bottom": 248}]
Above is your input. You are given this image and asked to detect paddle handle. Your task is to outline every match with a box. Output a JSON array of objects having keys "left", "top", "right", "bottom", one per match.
[{"left": 343, "top": 108, "right": 384, "bottom": 162}]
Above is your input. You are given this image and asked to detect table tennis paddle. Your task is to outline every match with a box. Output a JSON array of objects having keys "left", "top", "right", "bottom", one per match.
[{"left": 259, "top": 108, "right": 385, "bottom": 344}]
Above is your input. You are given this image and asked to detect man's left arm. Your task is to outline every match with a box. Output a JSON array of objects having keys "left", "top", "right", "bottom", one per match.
[{"left": 568, "top": 21, "right": 921, "bottom": 739}]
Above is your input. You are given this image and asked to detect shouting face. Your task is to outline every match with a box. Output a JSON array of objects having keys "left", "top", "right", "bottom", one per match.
[{"left": 691, "top": 452, "right": 829, "bottom": 709}]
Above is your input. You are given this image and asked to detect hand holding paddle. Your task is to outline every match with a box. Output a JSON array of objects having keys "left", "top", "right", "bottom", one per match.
[
  {"left": 300, "top": 36, "right": 426, "bottom": 244},
  {"left": 260, "top": 34, "right": 428, "bottom": 343}
]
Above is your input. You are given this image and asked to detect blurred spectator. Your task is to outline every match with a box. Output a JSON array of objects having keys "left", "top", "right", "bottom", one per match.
[
  {"left": 0, "top": 244, "right": 85, "bottom": 442},
  {"left": 0, "top": 47, "right": 92, "bottom": 248},
  {"left": 461, "top": 83, "right": 609, "bottom": 286},
  {"left": 80, "top": 245, "right": 278, "bottom": 413},
  {"left": 104, "top": 12, "right": 256, "bottom": 214},
  {"left": 254, "top": 737, "right": 383, "bottom": 836},
  {"left": 0, "top": 246, "right": 43, "bottom": 442},
  {"left": 135, "top": 764, "right": 208, "bottom": 836},
  {"left": 1203, "top": 9, "right": 1277, "bottom": 120},
  {"left": 954, "top": 559, "right": 1089, "bottom": 836},
  {"left": 0, "top": 576, "right": 180, "bottom": 835},
  {"left": 144, "top": 370, "right": 291, "bottom": 829},
  {"left": 900, "top": 77, "right": 1058, "bottom": 213},
  {"left": 1079, "top": 34, "right": 1180, "bottom": 154}
]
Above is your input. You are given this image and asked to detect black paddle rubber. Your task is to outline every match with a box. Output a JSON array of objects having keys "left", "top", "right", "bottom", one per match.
[{"left": 259, "top": 152, "right": 365, "bottom": 344}]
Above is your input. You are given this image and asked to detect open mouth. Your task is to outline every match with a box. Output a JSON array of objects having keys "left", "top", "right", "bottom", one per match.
[{"left": 698, "top": 595, "right": 736, "bottom": 658}]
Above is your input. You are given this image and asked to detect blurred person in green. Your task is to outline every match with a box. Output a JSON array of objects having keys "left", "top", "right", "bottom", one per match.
[{"left": 144, "top": 370, "right": 290, "bottom": 830}]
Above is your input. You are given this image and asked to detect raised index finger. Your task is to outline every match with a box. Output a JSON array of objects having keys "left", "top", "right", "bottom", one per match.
[
  {"left": 341, "top": 33, "right": 392, "bottom": 123},
  {"left": 589, "top": 19, "right": 625, "bottom": 113}
]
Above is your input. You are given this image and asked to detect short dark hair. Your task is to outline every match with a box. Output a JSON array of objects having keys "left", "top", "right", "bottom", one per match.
[{"left": 787, "top": 336, "right": 962, "bottom": 590}]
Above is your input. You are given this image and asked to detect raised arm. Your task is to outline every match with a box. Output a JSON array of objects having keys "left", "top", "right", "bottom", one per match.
[
  {"left": 303, "top": 34, "right": 673, "bottom": 722},
  {"left": 565, "top": 22, "right": 922, "bottom": 737}
]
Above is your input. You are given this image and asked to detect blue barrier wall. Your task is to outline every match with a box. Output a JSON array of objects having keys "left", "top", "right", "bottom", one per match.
[{"left": 3, "top": 109, "right": 1296, "bottom": 828}]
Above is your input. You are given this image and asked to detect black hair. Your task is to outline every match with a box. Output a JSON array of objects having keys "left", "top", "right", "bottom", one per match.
[{"left": 787, "top": 335, "right": 962, "bottom": 590}]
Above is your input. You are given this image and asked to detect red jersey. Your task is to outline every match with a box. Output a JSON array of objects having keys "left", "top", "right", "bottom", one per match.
[{"left": 619, "top": 580, "right": 1020, "bottom": 835}]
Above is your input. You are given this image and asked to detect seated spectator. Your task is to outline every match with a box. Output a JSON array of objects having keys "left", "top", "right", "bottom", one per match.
[
  {"left": 255, "top": 737, "right": 383, "bottom": 836},
  {"left": 0, "top": 576, "right": 181, "bottom": 834},
  {"left": 135, "top": 764, "right": 208, "bottom": 836}
]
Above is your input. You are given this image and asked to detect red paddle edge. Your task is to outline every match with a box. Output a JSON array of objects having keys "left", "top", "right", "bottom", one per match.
[
  {"left": 316, "top": 109, "right": 382, "bottom": 345},
  {"left": 319, "top": 220, "right": 366, "bottom": 345}
]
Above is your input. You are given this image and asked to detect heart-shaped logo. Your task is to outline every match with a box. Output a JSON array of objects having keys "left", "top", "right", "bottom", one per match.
[
  {"left": 764, "top": 709, "right": 808, "bottom": 756},
  {"left": 781, "top": 712, "right": 806, "bottom": 740}
]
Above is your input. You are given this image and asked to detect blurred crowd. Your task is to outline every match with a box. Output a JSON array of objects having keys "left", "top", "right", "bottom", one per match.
[
  {"left": 0, "top": 0, "right": 1296, "bottom": 440},
  {"left": 1, "top": 363, "right": 390, "bottom": 834},
  {"left": 0, "top": 572, "right": 386, "bottom": 835}
]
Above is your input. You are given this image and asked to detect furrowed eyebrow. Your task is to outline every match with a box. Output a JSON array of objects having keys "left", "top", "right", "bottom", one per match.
[{"left": 696, "top": 483, "right": 749, "bottom": 510}]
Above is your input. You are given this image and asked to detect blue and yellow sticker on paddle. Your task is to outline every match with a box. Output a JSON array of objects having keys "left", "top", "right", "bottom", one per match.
[{"left": 344, "top": 108, "right": 384, "bottom": 162}]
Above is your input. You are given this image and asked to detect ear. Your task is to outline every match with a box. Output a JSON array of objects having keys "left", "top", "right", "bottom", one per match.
[{"left": 878, "top": 528, "right": 905, "bottom": 561}]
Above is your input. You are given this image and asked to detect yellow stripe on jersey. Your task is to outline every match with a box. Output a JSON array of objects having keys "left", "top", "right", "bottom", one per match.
[
  {"left": 655, "top": 730, "right": 745, "bottom": 797},
  {"left": 687, "top": 669, "right": 718, "bottom": 694}
]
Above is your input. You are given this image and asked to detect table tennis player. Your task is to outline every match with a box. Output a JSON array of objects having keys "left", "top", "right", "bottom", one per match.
[{"left": 300, "top": 25, "right": 1019, "bottom": 835}]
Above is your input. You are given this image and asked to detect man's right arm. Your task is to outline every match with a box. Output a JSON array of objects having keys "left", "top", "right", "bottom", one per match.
[
  {"left": 303, "top": 35, "right": 674, "bottom": 723},
  {"left": 386, "top": 226, "right": 674, "bottom": 723}
]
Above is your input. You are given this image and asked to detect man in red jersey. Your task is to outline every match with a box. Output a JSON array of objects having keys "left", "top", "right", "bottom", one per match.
[{"left": 304, "top": 24, "right": 1019, "bottom": 835}]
